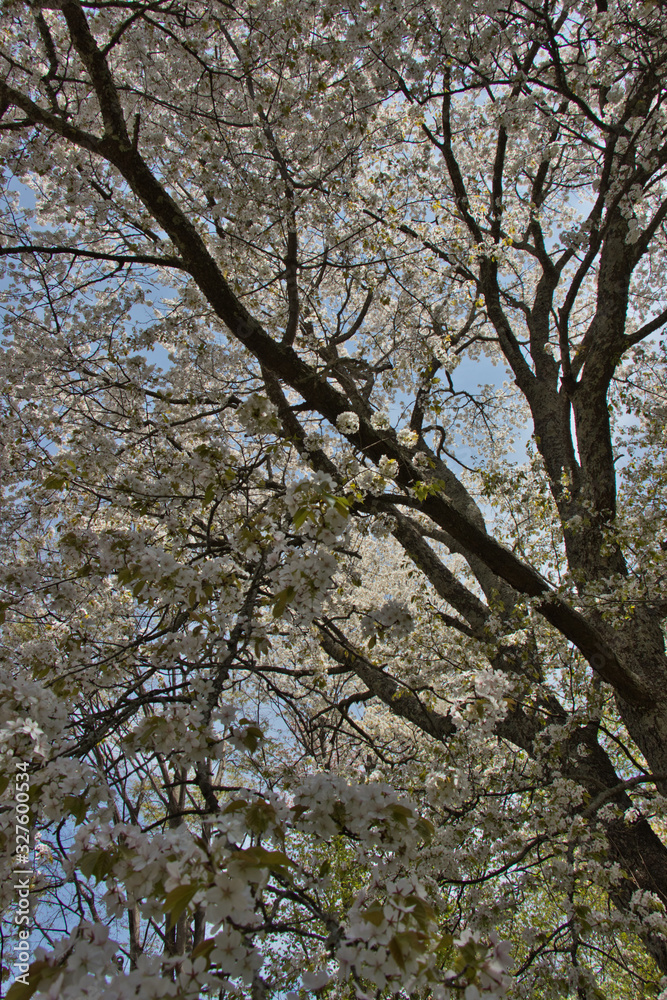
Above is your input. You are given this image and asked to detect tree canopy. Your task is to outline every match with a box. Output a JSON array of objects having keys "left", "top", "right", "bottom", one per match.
[{"left": 1, "top": 0, "right": 667, "bottom": 997}]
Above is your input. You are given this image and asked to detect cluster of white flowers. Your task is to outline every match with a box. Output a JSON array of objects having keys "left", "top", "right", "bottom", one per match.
[
  {"left": 361, "top": 598, "right": 414, "bottom": 640},
  {"left": 413, "top": 450, "right": 431, "bottom": 471},
  {"left": 0, "top": 715, "right": 48, "bottom": 758},
  {"left": 397, "top": 428, "right": 418, "bottom": 448},
  {"left": 370, "top": 411, "right": 391, "bottom": 430},
  {"left": 26, "top": 923, "right": 122, "bottom": 999},
  {"left": 451, "top": 669, "right": 511, "bottom": 734},
  {"left": 443, "top": 930, "right": 513, "bottom": 1000},
  {"left": 84, "top": 531, "right": 235, "bottom": 612},
  {"left": 369, "top": 513, "right": 397, "bottom": 538},
  {"left": 561, "top": 225, "right": 591, "bottom": 250},
  {"left": 629, "top": 890, "right": 667, "bottom": 935},
  {"left": 353, "top": 468, "right": 389, "bottom": 496},
  {"left": 336, "top": 410, "right": 360, "bottom": 434},
  {"left": 271, "top": 546, "right": 339, "bottom": 621},
  {"left": 38, "top": 758, "right": 109, "bottom": 821},
  {"left": 207, "top": 926, "right": 263, "bottom": 984},
  {"left": 284, "top": 472, "right": 338, "bottom": 518},
  {"left": 338, "top": 878, "right": 441, "bottom": 993},
  {"left": 499, "top": 628, "right": 530, "bottom": 647},
  {"left": 0, "top": 665, "right": 69, "bottom": 753},
  {"left": 235, "top": 393, "right": 280, "bottom": 433},
  {"left": 269, "top": 473, "right": 353, "bottom": 618},
  {"left": 334, "top": 888, "right": 511, "bottom": 1000},
  {"left": 291, "top": 773, "right": 425, "bottom": 852},
  {"left": 303, "top": 431, "right": 323, "bottom": 451},
  {"left": 11, "top": 705, "right": 514, "bottom": 1000},
  {"left": 378, "top": 455, "right": 399, "bottom": 479},
  {"left": 212, "top": 702, "right": 238, "bottom": 728},
  {"left": 122, "top": 704, "right": 219, "bottom": 764}
]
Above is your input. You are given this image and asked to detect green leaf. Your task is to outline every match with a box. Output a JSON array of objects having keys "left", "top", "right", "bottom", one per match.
[
  {"left": 5, "top": 961, "right": 60, "bottom": 1000},
  {"left": 292, "top": 507, "right": 311, "bottom": 530},
  {"left": 406, "top": 895, "right": 436, "bottom": 929},
  {"left": 332, "top": 496, "right": 352, "bottom": 516},
  {"left": 388, "top": 934, "right": 406, "bottom": 970},
  {"left": 415, "top": 817, "right": 435, "bottom": 844},
  {"left": 42, "top": 474, "right": 67, "bottom": 490},
  {"left": 164, "top": 882, "right": 200, "bottom": 930},
  {"left": 272, "top": 585, "right": 296, "bottom": 618},
  {"left": 253, "top": 635, "right": 271, "bottom": 657},
  {"left": 63, "top": 795, "right": 88, "bottom": 824},
  {"left": 388, "top": 803, "right": 414, "bottom": 827},
  {"left": 117, "top": 566, "right": 138, "bottom": 586},
  {"left": 395, "top": 929, "right": 429, "bottom": 955},
  {"left": 223, "top": 799, "right": 250, "bottom": 814},
  {"left": 79, "top": 848, "right": 115, "bottom": 884},
  {"left": 229, "top": 845, "right": 294, "bottom": 873},
  {"left": 439, "top": 932, "right": 454, "bottom": 952},
  {"left": 4, "top": 979, "right": 36, "bottom": 1000},
  {"left": 246, "top": 798, "right": 276, "bottom": 833},
  {"left": 361, "top": 904, "right": 386, "bottom": 927},
  {"left": 240, "top": 724, "right": 263, "bottom": 752},
  {"left": 191, "top": 937, "right": 216, "bottom": 963}
]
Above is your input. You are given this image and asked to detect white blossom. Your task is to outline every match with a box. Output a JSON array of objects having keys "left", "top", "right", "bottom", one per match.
[
  {"left": 413, "top": 451, "right": 431, "bottom": 470},
  {"left": 378, "top": 456, "right": 399, "bottom": 478},
  {"left": 397, "top": 428, "right": 418, "bottom": 448},
  {"left": 371, "top": 412, "right": 391, "bottom": 430},
  {"left": 337, "top": 411, "right": 360, "bottom": 434}
]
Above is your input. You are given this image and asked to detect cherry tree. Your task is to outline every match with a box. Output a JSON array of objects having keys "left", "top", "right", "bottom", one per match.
[{"left": 1, "top": 0, "right": 667, "bottom": 997}]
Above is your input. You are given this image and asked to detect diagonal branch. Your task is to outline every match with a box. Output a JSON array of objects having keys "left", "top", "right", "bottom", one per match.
[
  {"left": 318, "top": 629, "right": 456, "bottom": 742},
  {"left": 0, "top": 243, "right": 188, "bottom": 270},
  {"left": 61, "top": 0, "right": 130, "bottom": 143}
]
